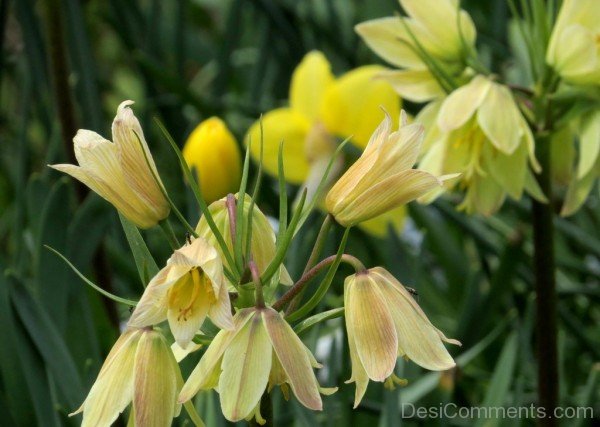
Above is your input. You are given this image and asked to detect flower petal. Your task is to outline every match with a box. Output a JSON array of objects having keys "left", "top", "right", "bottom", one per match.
[
  {"left": 262, "top": 308, "right": 322, "bottom": 410},
  {"left": 477, "top": 82, "right": 523, "bottom": 154},
  {"left": 577, "top": 110, "right": 600, "bottom": 179},
  {"left": 437, "top": 75, "right": 491, "bottom": 132},
  {"left": 290, "top": 51, "right": 334, "bottom": 121},
  {"left": 377, "top": 69, "right": 445, "bottom": 103}
]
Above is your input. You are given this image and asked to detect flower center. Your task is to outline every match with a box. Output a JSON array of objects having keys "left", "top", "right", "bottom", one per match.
[{"left": 172, "top": 268, "right": 215, "bottom": 322}]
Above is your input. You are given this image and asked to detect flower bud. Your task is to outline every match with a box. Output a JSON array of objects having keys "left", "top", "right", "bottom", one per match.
[
  {"left": 183, "top": 117, "right": 242, "bottom": 203},
  {"left": 50, "top": 101, "right": 169, "bottom": 228}
]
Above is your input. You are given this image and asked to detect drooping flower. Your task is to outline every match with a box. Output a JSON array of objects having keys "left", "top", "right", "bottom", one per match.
[
  {"left": 183, "top": 117, "right": 242, "bottom": 203},
  {"left": 344, "top": 267, "right": 460, "bottom": 407},
  {"left": 196, "top": 194, "right": 293, "bottom": 287},
  {"left": 356, "top": 0, "right": 476, "bottom": 102},
  {"left": 326, "top": 112, "right": 454, "bottom": 226},
  {"left": 128, "top": 237, "right": 234, "bottom": 348},
  {"left": 178, "top": 307, "right": 335, "bottom": 424},
  {"left": 50, "top": 100, "right": 169, "bottom": 228},
  {"left": 417, "top": 75, "right": 542, "bottom": 215},
  {"left": 245, "top": 50, "right": 406, "bottom": 236},
  {"left": 71, "top": 328, "right": 181, "bottom": 427},
  {"left": 546, "top": 0, "right": 600, "bottom": 86}
]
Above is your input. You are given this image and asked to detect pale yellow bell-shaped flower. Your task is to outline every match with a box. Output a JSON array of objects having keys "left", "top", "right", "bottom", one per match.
[
  {"left": 326, "top": 112, "right": 453, "bottom": 227},
  {"left": 50, "top": 100, "right": 169, "bottom": 228},
  {"left": 417, "top": 76, "right": 542, "bottom": 215},
  {"left": 178, "top": 307, "right": 335, "bottom": 424},
  {"left": 128, "top": 237, "right": 234, "bottom": 348},
  {"left": 356, "top": 0, "right": 476, "bottom": 102},
  {"left": 546, "top": 0, "right": 600, "bottom": 86},
  {"left": 183, "top": 117, "right": 242, "bottom": 203},
  {"left": 344, "top": 267, "right": 460, "bottom": 407},
  {"left": 70, "top": 328, "right": 181, "bottom": 427},
  {"left": 245, "top": 51, "right": 403, "bottom": 236},
  {"left": 196, "top": 195, "right": 293, "bottom": 286}
]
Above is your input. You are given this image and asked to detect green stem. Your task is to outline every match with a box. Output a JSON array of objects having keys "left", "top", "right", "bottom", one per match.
[
  {"left": 285, "top": 214, "right": 334, "bottom": 315},
  {"left": 159, "top": 219, "right": 180, "bottom": 250},
  {"left": 249, "top": 260, "right": 264, "bottom": 308},
  {"left": 532, "top": 134, "right": 558, "bottom": 425}
]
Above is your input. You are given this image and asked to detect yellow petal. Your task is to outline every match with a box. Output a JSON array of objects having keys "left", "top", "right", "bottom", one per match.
[
  {"left": 171, "top": 341, "right": 202, "bottom": 363},
  {"left": 345, "top": 274, "right": 398, "bottom": 381},
  {"left": 561, "top": 161, "right": 599, "bottom": 216},
  {"left": 183, "top": 117, "right": 242, "bottom": 203},
  {"left": 262, "top": 308, "right": 322, "bottom": 410},
  {"left": 377, "top": 69, "right": 445, "bottom": 103},
  {"left": 179, "top": 309, "right": 254, "bottom": 402},
  {"left": 320, "top": 65, "right": 400, "bottom": 149},
  {"left": 477, "top": 82, "right": 523, "bottom": 154},
  {"left": 74, "top": 330, "right": 141, "bottom": 426},
  {"left": 219, "top": 311, "right": 272, "bottom": 422},
  {"left": 482, "top": 141, "right": 528, "bottom": 200},
  {"left": 355, "top": 17, "right": 424, "bottom": 69},
  {"left": 461, "top": 173, "right": 506, "bottom": 215},
  {"left": 133, "top": 331, "right": 179, "bottom": 427},
  {"left": 290, "top": 51, "right": 334, "bottom": 121},
  {"left": 246, "top": 108, "right": 311, "bottom": 184},
  {"left": 577, "top": 110, "right": 600, "bottom": 179},
  {"left": 357, "top": 206, "right": 407, "bottom": 238},
  {"left": 437, "top": 75, "right": 491, "bottom": 132},
  {"left": 370, "top": 268, "right": 459, "bottom": 370}
]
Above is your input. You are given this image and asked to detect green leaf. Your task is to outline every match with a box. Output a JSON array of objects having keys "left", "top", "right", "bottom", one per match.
[{"left": 119, "top": 212, "right": 159, "bottom": 286}]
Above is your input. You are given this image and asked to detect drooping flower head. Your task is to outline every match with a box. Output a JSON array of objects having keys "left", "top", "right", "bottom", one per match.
[
  {"left": 326, "top": 111, "right": 454, "bottom": 226},
  {"left": 71, "top": 328, "right": 181, "bottom": 427},
  {"left": 128, "top": 237, "right": 234, "bottom": 348},
  {"left": 356, "top": 0, "right": 477, "bottom": 102},
  {"left": 178, "top": 307, "right": 335, "bottom": 424},
  {"left": 417, "top": 75, "right": 542, "bottom": 214},
  {"left": 183, "top": 117, "right": 242, "bottom": 203},
  {"left": 50, "top": 100, "right": 170, "bottom": 228},
  {"left": 344, "top": 267, "right": 460, "bottom": 407}
]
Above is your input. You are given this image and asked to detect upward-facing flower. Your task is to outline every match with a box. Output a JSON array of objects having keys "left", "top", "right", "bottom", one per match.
[
  {"left": 418, "top": 75, "right": 542, "bottom": 215},
  {"left": 183, "top": 117, "right": 242, "bottom": 203},
  {"left": 326, "top": 112, "right": 453, "bottom": 227},
  {"left": 546, "top": 0, "right": 600, "bottom": 86},
  {"left": 71, "top": 328, "right": 181, "bottom": 427},
  {"left": 356, "top": 0, "right": 477, "bottom": 102},
  {"left": 178, "top": 307, "right": 335, "bottom": 424},
  {"left": 50, "top": 100, "right": 169, "bottom": 228},
  {"left": 344, "top": 267, "right": 460, "bottom": 407},
  {"left": 128, "top": 237, "right": 234, "bottom": 348}
]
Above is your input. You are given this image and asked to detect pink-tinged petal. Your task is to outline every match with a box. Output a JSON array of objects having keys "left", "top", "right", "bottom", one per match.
[
  {"left": 345, "top": 274, "right": 398, "bottom": 381},
  {"left": 218, "top": 310, "right": 272, "bottom": 422},
  {"left": 262, "top": 308, "right": 323, "bottom": 410}
]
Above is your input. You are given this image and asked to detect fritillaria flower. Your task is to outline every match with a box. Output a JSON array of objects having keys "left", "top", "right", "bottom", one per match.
[
  {"left": 50, "top": 100, "right": 169, "bottom": 228},
  {"left": 344, "top": 267, "right": 460, "bottom": 407},
  {"left": 128, "top": 237, "right": 233, "bottom": 348},
  {"left": 178, "top": 307, "right": 335, "bottom": 424}
]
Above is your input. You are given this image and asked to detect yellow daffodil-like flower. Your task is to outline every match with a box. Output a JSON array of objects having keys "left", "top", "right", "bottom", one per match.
[
  {"left": 326, "top": 112, "right": 453, "bottom": 227},
  {"left": 179, "top": 307, "right": 335, "bottom": 424},
  {"left": 417, "top": 75, "right": 542, "bottom": 215},
  {"left": 546, "top": 0, "right": 600, "bottom": 86},
  {"left": 561, "top": 109, "right": 600, "bottom": 216},
  {"left": 344, "top": 267, "right": 460, "bottom": 407},
  {"left": 356, "top": 0, "right": 476, "bottom": 102},
  {"left": 128, "top": 237, "right": 234, "bottom": 348},
  {"left": 183, "top": 117, "right": 242, "bottom": 203},
  {"left": 196, "top": 195, "right": 293, "bottom": 286},
  {"left": 246, "top": 51, "right": 405, "bottom": 237},
  {"left": 50, "top": 100, "right": 169, "bottom": 228},
  {"left": 71, "top": 328, "right": 181, "bottom": 427}
]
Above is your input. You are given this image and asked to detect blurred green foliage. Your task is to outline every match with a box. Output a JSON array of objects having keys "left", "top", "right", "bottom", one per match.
[{"left": 0, "top": 0, "right": 598, "bottom": 426}]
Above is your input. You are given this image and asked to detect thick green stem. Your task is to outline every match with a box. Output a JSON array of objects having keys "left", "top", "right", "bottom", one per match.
[{"left": 532, "top": 135, "right": 558, "bottom": 426}]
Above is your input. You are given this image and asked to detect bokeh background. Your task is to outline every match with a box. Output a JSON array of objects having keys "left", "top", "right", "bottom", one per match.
[{"left": 0, "top": 0, "right": 598, "bottom": 425}]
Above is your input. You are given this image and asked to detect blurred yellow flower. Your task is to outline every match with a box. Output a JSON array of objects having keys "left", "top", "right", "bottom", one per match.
[
  {"left": 356, "top": 0, "right": 476, "bottom": 102},
  {"left": 417, "top": 75, "right": 542, "bottom": 215},
  {"left": 128, "top": 237, "right": 234, "bottom": 348},
  {"left": 196, "top": 195, "right": 293, "bottom": 286},
  {"left": 326, "top": 112, "right": 453, "bottom": 227},
  {"left": 344, "top": 267, "right": 460, "bottom": 407},
  {"left": 71, "top": 328, "right": 181, "bottom": 427},
  {"left": 183, "top": 117, "right": 242, "bottom": 203},
  {"left": 179, "top": 307, "right": 335, "bottom": 424},
  {"left": 246, "top": 50, "right": 404, "bottom": 237},
  {"left": 50, "top": 100, "right": 170, "bottom": 228},
  {"left": 546, "top": 0, "right": 600, "bottom": 86}
]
